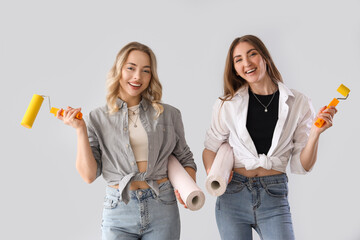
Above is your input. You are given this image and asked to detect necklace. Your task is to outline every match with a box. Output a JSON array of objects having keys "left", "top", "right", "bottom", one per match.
[
  {"left": 251, "top": 89, "right": 277, "bottom": 112},
  {"left": 129, "top": 114, "right": 139, "bottom": 127},
  {"left": 128, "top": 106, "right": 139, "bottom": 115},
  {"left": 128, "top": 106, "right": 140, "bottom": 127}
]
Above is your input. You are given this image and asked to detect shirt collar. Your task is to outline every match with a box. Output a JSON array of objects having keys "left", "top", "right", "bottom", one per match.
[{"left": 116, "top": 97, "right": 150, "bottom": 111}]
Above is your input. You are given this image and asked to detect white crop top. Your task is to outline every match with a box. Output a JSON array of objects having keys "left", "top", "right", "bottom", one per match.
[{"left": 128, "top": 105, "right": 148, "bottom": 162}]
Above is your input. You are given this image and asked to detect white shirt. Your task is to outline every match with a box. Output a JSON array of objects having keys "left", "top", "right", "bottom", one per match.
[{"left": 204, "top": 82, "right": 316, "bottom": 174}]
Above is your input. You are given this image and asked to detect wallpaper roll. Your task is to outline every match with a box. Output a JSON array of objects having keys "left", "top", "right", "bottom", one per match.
[
  {"left": 206, "top": 142, "right": 234, "bottom": 196},
  {"left": 168, "top": 155, "right": 205, "bottom": 211}
]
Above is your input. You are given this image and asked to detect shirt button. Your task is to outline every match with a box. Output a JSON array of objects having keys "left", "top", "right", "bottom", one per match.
[
  {"left": 126, "top": 144, "right": 130, "bottom": 148},
  {"left": 131, "top": 162, "right": 135, "bottom": 166},
  {"left": 138, "top": 191, "right": 143, "bottom": 196},
  {"left": 124, "top": 127, "right": 127, "bottom": 131}
]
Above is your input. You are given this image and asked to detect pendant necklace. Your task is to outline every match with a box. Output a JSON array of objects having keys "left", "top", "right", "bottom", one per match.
[
  {"left": 251, "top": 89, "right": 277, "bottom": 113},
  {"left": 128, "top": 106, "right": 140, "bottom": 127}
]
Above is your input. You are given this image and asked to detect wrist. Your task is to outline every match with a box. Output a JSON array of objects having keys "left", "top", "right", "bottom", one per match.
[
  {"left": 76, "top": 124, "right": 87, "bottom": 134},
  {"left": 309, "top": 126, "right": 321, "bottom": 141}
]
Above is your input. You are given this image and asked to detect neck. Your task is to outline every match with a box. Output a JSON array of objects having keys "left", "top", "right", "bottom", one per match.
[{"left": 248, "top": 77, "right": 278, "bottom": 95}]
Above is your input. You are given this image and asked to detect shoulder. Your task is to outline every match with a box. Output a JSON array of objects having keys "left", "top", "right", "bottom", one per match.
[
  {"left": 285, "top": 87, "right": 315, "bottom": 116},
  {"left": 88, "top": 105, "right": 108, "bottom": 118},
  {"left": 158, "top": 103, "right": 185, "bottom": 127},
  {"left": 161, "top": 103, "right": 181, "bottom": 116},
  {"left": 290, "top": 88, "right": 308, "bottom": 99},
  {"left": 87, "top": 105, "right": 110, "bottom": 125},
  {"left": 289, "top": 88, "right": 312, "bottom": 105},
  {"left": 279, "top": 82, "right": 311, "bottom": 103},
  {"left": 213, "top": 90, "right": 246, "bottom": 113}
]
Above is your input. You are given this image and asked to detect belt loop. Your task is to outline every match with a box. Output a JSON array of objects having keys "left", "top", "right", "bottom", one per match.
[
  {"left": 150, "top": 188, "right": 157, "bottom": 200},
  {"left": 248, "top": 177, "right": 252, "bottom": 190}
]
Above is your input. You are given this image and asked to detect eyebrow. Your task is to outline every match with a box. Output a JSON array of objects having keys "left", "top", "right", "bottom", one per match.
[
  {"left": 126, "top": 62, "right": 151, "bottom": 68},
  {"left": 233, "top": 48, "right": 257, "bottom": 59}
]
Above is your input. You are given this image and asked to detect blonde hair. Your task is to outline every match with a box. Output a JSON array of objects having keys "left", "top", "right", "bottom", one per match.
[
  {"left": 221, "top": 35, "right": 283, "bottom": 102},
  {"left": 106, "top": 42, "right": 163, "bottom": 117}
]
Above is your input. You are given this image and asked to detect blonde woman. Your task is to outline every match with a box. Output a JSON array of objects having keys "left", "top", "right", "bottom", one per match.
[
  {"left": 58, "top": 42, "right": 196, "bottom": 240},
  {"left": 203, "top": 35, "right": 337, "bottom": 240}
]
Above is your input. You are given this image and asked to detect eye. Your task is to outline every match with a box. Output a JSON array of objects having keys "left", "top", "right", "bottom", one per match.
[
  {"left": 235, "top": 58, "right": 242, "bottom": 63},
  {"left": 143, "top": 69, "right": 151, "bottom": 74},
  {"left": 249, "top": 52, "right": 257, "bottom": 57},
  {"left": 127, "top": 67, "right": 134, "bottom": 71}
]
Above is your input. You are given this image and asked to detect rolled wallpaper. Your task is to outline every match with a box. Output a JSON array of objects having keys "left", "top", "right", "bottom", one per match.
[
  {"left": 168, "top": 155, "right": 205, "bottom": 211},
  {"left": 205, "top": 142, "right": 234, "bottom": 196}
]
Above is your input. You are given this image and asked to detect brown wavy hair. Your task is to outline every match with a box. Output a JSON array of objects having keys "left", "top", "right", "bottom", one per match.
[
  {"left": 221, "top": 35, "right": 283, "bottom": 102},
  {"left": 106, "top": 42, "right": 163, "bottom": 117}
]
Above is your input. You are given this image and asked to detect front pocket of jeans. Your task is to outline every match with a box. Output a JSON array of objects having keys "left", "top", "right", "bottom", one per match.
[
  {"left": 264, "top": 182, "right": 288, "bottom": 198},
  {"left": 158, "top": 188, "right": 177, "bottom": 205},
  {"left": 103, "top": 195, "right": 118, "bottom": 209},
  {"left": 224, "top": 181, "right": 245, "bottom": 194}
]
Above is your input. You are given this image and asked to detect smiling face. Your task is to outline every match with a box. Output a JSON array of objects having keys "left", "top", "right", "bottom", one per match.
[
  {"left": 119, "top": 50, "right": 152, "bottom": 106},
  {"left": 233, "top": 41, "right": 270, "bottom": 85}
]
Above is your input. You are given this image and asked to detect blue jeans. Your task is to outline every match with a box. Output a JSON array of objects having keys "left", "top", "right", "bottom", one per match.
[
  {"left": 102, "top": 181, "right": 180, "bottom": 240},
  {"left": 216, "top": 172, "right": 295, "bottom": 240}
]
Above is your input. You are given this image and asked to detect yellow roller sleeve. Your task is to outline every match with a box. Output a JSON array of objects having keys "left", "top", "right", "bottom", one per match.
[
  {"left": 21, "top": 94, "right": 44, "bottom": 128},
  {"left": 337, "top": 84, "right": 350, "bottom": 97}
]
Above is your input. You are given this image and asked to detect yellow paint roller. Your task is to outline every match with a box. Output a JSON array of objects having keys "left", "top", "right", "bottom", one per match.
[
  {"left": 314, "top": 84, "right": 350, "bottom": 128},
  {"left": 21, "top": 94, "right": 82, "bottom": 129}
]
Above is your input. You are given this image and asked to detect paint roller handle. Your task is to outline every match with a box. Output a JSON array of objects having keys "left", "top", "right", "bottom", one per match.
[
  {"left": 314, "top": 98, "right": 339, "bottom": 128},
  {"left": 50, "top": 107, "right": 83, "bottom": 120}
]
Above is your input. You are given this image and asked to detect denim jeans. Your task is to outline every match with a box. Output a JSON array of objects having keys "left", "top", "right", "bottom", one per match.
[
  {"left": 215, "top": 172, "right": 295, "bottom": 240},
  {"left": 102, "top": 181, "right": 180, "bottom": 240}
]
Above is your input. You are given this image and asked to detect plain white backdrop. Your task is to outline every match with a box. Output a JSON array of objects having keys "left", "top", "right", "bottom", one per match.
[{"left": 1, "top": 0, "right": 359, "bottom": 239}]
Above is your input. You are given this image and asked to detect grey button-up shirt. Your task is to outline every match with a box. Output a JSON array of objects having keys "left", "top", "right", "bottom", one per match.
[{"left": 86, "top": 98, "right": 196, "bottom": 204}]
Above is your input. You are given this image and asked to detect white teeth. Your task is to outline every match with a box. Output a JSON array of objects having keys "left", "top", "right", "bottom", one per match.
[
  {"left": 246, "top": 69, "right": 256, "bottom": 74},
  {"left": 129, "top": 82, "right": 141, "bottom": 87}
]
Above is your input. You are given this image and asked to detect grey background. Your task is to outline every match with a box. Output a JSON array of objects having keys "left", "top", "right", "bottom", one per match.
[{"left": 1, "top": 0, "right": 359, "bottom": 239}]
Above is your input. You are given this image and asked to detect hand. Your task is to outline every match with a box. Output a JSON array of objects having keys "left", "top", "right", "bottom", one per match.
[
  {"left": 313, "top": 106, "right": 338, "bottom": 134},
  {"left": 228, "top": 171, "right": 233, "bottom": 184},
  {"left": 174, "top": 189, "right": 187, "bottom": 209},
  {"left": 57, "top": 106, "right": 85, "bottom": 129}
]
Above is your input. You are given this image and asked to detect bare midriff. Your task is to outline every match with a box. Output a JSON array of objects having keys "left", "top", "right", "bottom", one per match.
[
  {"left": 109, "top": 161, "right": 168, "bottom": 190},
  {"left": 234, "top": 167, "right": 283, "bottom": 178}
]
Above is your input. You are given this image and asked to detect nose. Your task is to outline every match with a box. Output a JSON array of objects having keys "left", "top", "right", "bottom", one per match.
[
  {"left": 243, "top": 57, "right": 252, "bottom": 67},
  {"left": 133, "top": 69, "right": 141, "bottom": 80}
]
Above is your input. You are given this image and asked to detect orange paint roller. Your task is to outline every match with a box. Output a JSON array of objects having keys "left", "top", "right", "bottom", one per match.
[
  {"left": 314, "top": 84, "right": 350, "bottom": 128},
  {"left": 21, "top": 94, "right": 82, "bottom": 129}
]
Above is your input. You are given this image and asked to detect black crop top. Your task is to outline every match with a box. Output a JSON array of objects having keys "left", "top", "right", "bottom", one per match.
[{"left": 246, "top": 88, "right": 279, "bottom": 155}]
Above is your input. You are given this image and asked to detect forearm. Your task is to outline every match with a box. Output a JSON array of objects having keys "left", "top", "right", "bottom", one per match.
[
  {"left": 300, "top": 127, "right": 320, "bottom": 171},
  {"left": 203, "top": 148, "right": 216, "bottom": 175},
  {"left": 76, "top": 125, "right": 98, "bottom": 183},
  {"left": 184, "top": 167, "right": 196, "bottom": 182}
]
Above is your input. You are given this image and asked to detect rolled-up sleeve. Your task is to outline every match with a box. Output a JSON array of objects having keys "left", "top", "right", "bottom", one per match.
[
  {"left": 85, "top": 115, "right": 102, "bottom": 178},
  {"left": 172, "top": 109, "right": 197, "bottom": 171},
  {"left": 290, "top": 98, "right": 316, "bottom": 174},
  {"left": 204, "top": 99, "right": 230, "bottom": 153}
]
